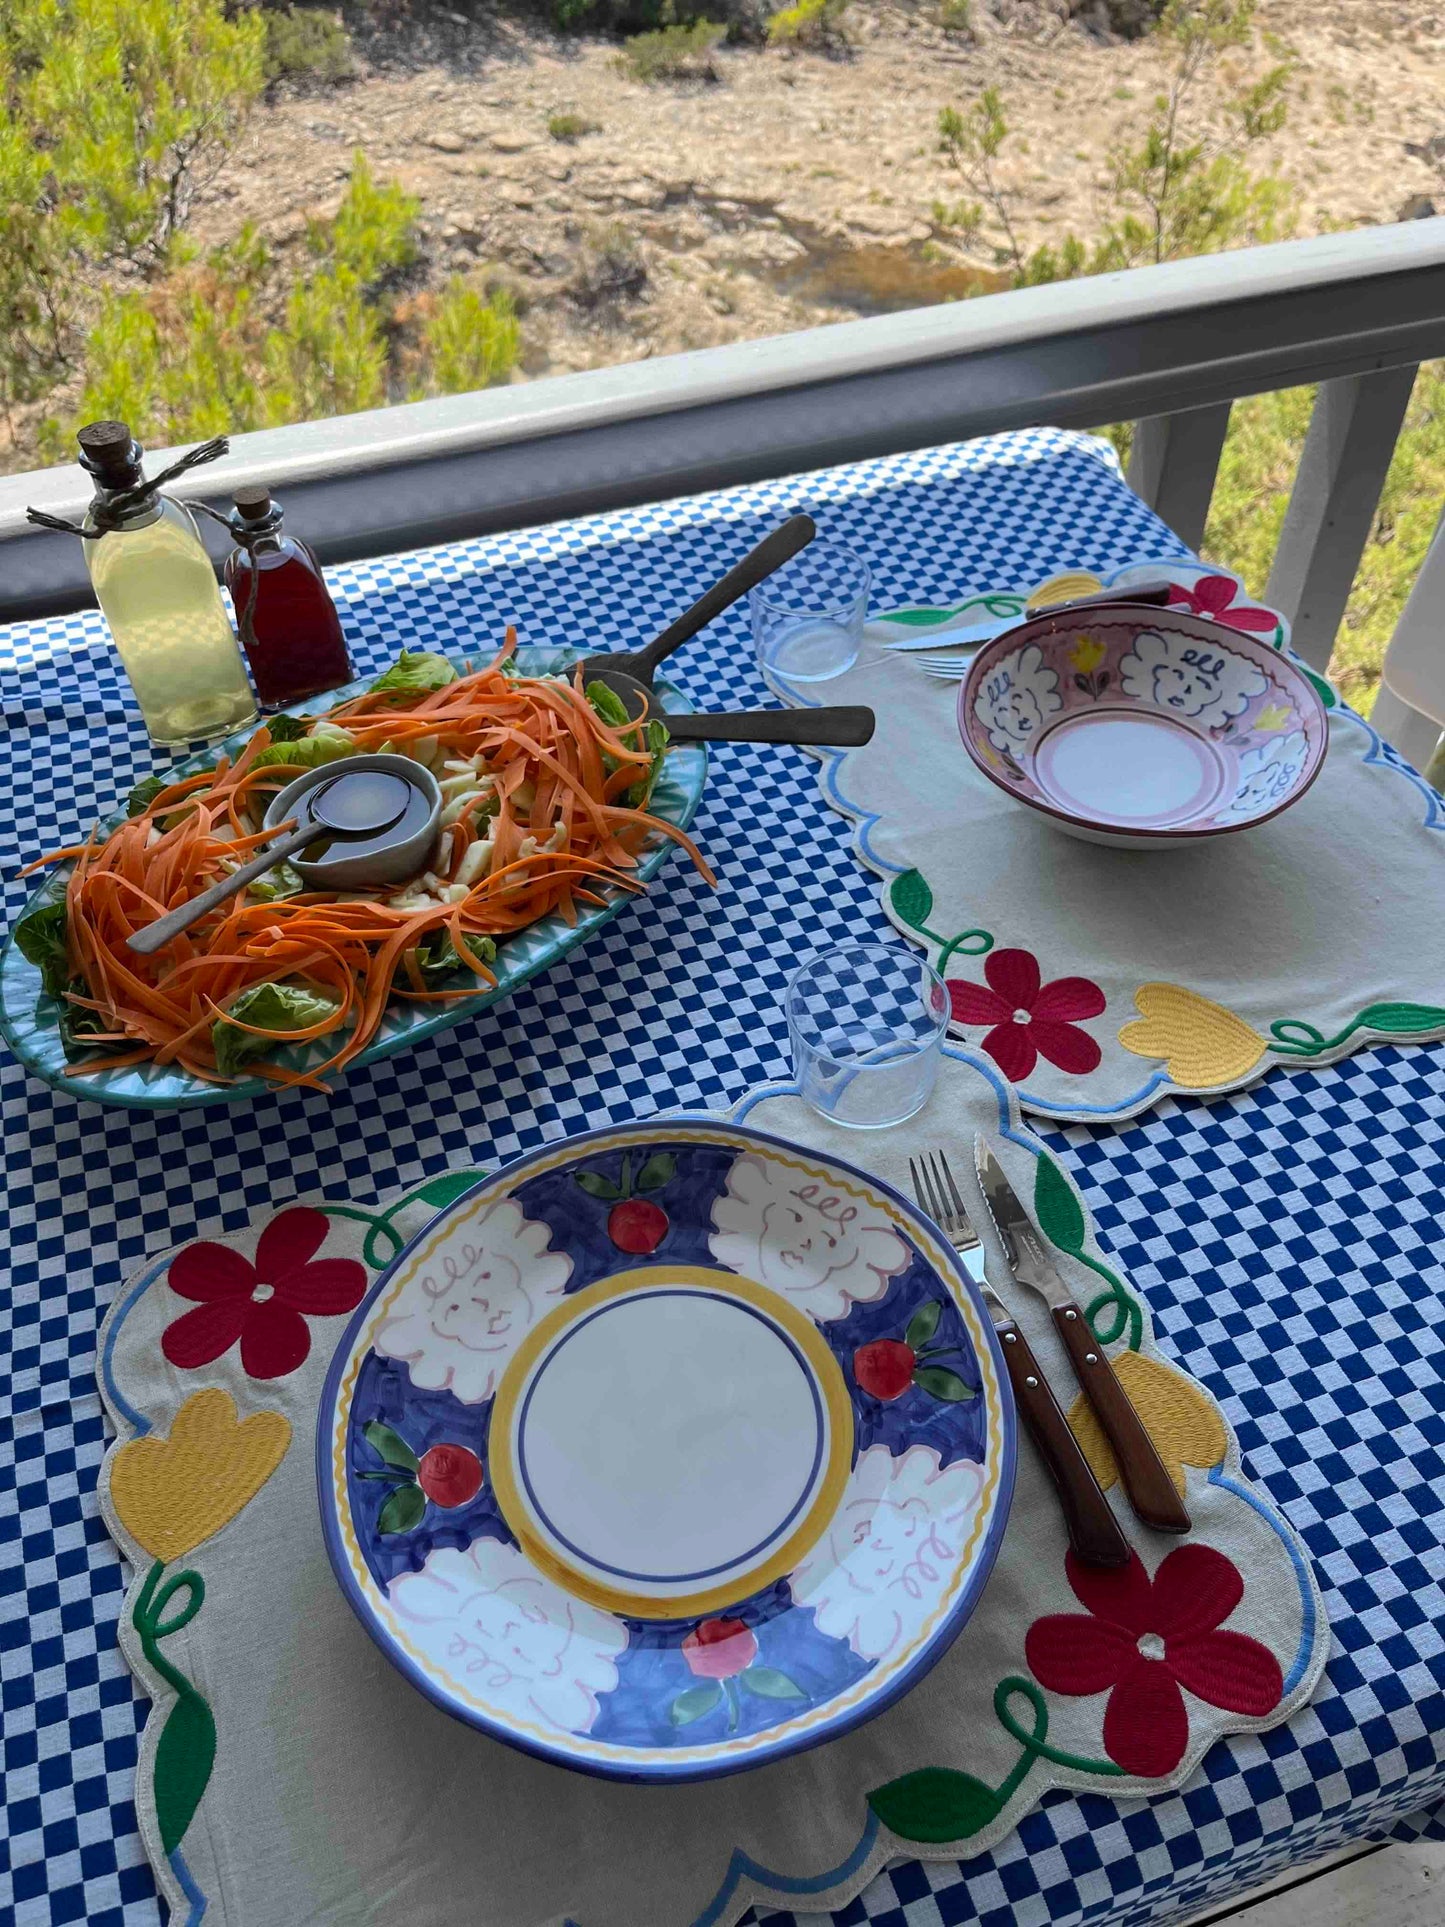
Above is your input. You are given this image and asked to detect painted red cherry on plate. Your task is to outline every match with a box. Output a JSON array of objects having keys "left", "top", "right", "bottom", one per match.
[
  {"left": 416, "top": 1443, "right": 484, "bottom": 1509},
  {"left": 608, "top": 1197, "right": 669, "bottom": 1255},
  {"left": 853, "top": 1338, "right": 916, "bottom": 1401}
]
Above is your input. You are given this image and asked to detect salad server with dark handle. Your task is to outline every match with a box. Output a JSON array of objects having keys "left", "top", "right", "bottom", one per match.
[
  {"left": 974, "top": 1138, "right": 1192, "bottom": 1537},
  {"left": 599, "top": 668, "right": 874, "bottom": 747},
  {"left": 910, "top": 1151, "right": 1129, "bottom": 1570},
  {"left": 582, "top": 512, "right": 815, "bottom": 700}
]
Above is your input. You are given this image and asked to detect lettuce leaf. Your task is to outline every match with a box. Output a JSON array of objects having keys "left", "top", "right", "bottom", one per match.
[
  {"left": 126, "top": 774, "right": 171, "bottom": 818},
  {"left": 14, "top": 900, "right": 70, "bottom": 998},
  {"left": 127, "top": 768, "right": 215, "bottom": 820},
  {"left": 247, "top": 862, "right": 304, "bottom": 904},
  {"left": 585, "top": 679, "right": 632, "bottom": 730},
  {"left": 405, "top": 929, "right": 498, "bottom": 989},
  {"left": 627, "top": 718, "right": 669, "bottom": 810},
  {"left": 57, "top": 985, "right": 107, "bottom": 1061},
  {"left": 368, "top": 650, "right": 457, "bottom": 698},
  {"left": 266, "top": 712, "right": 313, "bottom": 743},
  {"left": 212, "top": 981, "right": 341, "bottom": 1078},
  {"left": 585, "top": 680, "right": 667, "bottom": 805},
  {"left": 251, "top": 723, "right": 357, "bottom": 771}
]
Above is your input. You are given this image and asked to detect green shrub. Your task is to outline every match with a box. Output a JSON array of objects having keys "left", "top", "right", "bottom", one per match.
[
  {"left": 417, "top": 279, "right": 520, "bottom": 394},
  {"left": 263, "top": 8, "right": 355, "bottom": 86},
  {"left": 938, "top": 0, "right": 972, "bottom": 32},
  {"left": 0, "top": 0, "right": 265, "bottom": 415},
  {"left": 767, "top": 0, "right": 850, "bottom": 47},
  {"left": 314, "top": 150, "right": 419, "bottom": 289},
  {"left": 41, "top": 158, "right": 448, "bottom": 449},
  {"left": 618, "top": 19, "right": 726, "bottom": 81},
  {"left": 547, "top": 110, "right": 601, "bottom": 140}
]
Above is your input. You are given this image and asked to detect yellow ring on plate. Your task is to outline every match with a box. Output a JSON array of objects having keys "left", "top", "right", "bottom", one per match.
[{"left": 488, "top": 1263, "right": 854, "bottom": 1620}]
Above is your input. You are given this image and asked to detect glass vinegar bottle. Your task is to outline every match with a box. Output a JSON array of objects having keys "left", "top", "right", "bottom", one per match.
[{"left": 79, "top": 421, "right": 257, "bottom": 748}]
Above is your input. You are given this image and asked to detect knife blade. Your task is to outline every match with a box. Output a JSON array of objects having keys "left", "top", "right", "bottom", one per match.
[{"left": 975, "top": 1137, "right": 1191, "bottom": 1537}]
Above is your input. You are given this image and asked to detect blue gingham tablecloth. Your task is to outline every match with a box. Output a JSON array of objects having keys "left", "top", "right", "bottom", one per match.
[{"left": 3, "top": 427, "right": 1444, "bottom": 1927}]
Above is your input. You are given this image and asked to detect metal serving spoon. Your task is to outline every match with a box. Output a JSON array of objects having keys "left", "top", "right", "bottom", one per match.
[
  {"left": 600, "top": 667, "right": 875, "bottom": 748},
  {"left": 127, "top": 769, "right": 417, "bottom": 956},
  {"left": 581, "top": 513, "right": 815, "bottom": 703}
]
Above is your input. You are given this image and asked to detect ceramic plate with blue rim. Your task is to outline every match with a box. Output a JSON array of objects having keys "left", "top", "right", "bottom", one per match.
[
  {"left": 317, "top": 1119, "right": 1016, "bottom": 1782},
  {"left": 0, "top": 648, "right": 706, "bottom": 1112}
]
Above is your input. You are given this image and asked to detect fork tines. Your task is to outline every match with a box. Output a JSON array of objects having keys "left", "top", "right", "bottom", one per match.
[{"left": 909, "top": 1150, "right": 976, "bottom": 1247}]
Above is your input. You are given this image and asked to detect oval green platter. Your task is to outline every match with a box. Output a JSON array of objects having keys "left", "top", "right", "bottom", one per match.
[{"left": 0, "top": 647, "right": 708, "bottom": 1111}]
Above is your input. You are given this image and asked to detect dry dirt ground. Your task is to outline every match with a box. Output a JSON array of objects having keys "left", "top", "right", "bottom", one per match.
[{"left": 93, "top": 0, "right": 1445, "bottom": 395}]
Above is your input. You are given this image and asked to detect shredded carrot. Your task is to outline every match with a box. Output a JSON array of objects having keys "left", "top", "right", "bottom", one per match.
[{"left": 19, "top": 647, "right": 713, "bottom": 1087}]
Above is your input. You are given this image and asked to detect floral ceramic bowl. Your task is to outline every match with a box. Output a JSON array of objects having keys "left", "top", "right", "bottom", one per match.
[
  {"left": 958, "top": 604, "right": 1329, "bottom": 849},
  {"left": 317, "top": 1119, "right": 1015, "bottom": 1782}
]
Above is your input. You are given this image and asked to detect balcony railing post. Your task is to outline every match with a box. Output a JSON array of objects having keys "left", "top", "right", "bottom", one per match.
[
  {"left": 1374, "top": 501, "right": 1445, "bottom": 772},
  {"left": 1125, "top": 404, "right": 1233, "bottom": 553},
  {"left": 1264, "top": 365, "right": 1419, "bottom": 672}
]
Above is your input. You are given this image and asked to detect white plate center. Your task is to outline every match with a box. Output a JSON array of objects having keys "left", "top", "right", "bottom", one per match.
[
  {"left": 1032, "top": 710, "right": 1226, "bottom": 827},
  {"left": 515, "top": 1285, "right": 828, "bottom": 1589}
]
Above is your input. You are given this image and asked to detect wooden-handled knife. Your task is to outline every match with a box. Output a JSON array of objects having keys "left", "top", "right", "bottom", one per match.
[{"left": 975, "top": 1138, "right": 1191, "bottom": 1537}]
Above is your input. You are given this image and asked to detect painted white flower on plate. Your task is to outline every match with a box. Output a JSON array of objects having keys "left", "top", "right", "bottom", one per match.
[
  {"left": 389, "top": 1537, "right": 627, "bottom": 1734},
  {"left": 709, "top": 1152, "right": 908, "bottom": 1323},
  {"left": 789, "top": 1445, "right": 985, "bottom": 1662},
  {"left": 1119, "top": 629, "right": 1267, "bottom": 728},
  {"left": 1227, "top": 730, "right": 1309, "bottom": 816},
  {"left": 973, "top": 643, "right": 1062, "bottom": 756},
  {"left": 373, "top": 1198, "right": 570, "bottom": 1404}
]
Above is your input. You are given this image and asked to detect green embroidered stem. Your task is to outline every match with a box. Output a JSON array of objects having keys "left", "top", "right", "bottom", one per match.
[
  {"left": 1082, "top": 1258, "right": 1143, "bottom": 1353},
  {"left": 323, "top": 1204, "right": 406, "bottom": 1270},
  {"left": 866, "top": 1671, "right": 1123, "bottom": 1842},
  {"left": 937, "top": 929, "right": 994, "bottom": 970},
  {"left": 994, "top": 1676, "right": 1125, "bottom": 1779},
  {"left": 1032, "top": 1153, "right": 1143, "bottom": 1352},
  {"left": 326, "top": 1170, "right": 489, "bottom": 1270},
  {"left": 886, "top": 870, "right": 993, "bottom": 963},
  {"left": 133, "top": 1560, "right": 217, "bottom": 1855},
  {"left": 1268, "top": 1003, "right": 1445, "bottom": 1059}
]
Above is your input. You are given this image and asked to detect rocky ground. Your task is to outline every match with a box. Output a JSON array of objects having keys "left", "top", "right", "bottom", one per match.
[{"left": 176, "top": 0, "right": 1445, "bottom": 387}]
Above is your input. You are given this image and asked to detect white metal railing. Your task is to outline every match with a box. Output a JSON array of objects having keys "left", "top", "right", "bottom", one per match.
[{"left": 3, "top": 218, "right": 1444, "bottom": 761}]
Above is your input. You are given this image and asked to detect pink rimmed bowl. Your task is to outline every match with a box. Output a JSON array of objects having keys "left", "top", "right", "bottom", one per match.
[{"left": 958, "top": 603, "right": 1329, "bottom": 850}]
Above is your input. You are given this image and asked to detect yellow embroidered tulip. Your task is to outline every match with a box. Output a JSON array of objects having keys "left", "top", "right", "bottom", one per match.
[
  {"left": 1253, "top": 702, "right": 1293, "bottom": 735},
  {"left": 1067, "top": 1349, "right": 1226, "bottom": 1498},
  {"left": 110, "top": 1389, "right": 291, "bottom": 1565},
  {"left": 1067, "top": 634, "right": 1107, "bottom": 676},
  {"left": 1028, "top": 570, "right": 1104, "bottom": 610},
  {"left": 1118, "top": 982, "right": 1268, "bottom": 1088}
]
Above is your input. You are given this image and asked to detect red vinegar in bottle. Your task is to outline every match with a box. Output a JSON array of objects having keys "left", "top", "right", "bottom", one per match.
[{"left": 224, "top": 484, "right": 353, "bottom": 707}]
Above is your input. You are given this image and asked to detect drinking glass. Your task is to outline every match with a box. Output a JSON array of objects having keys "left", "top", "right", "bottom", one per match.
[
  {"left": 750, "top": 539, "right": 870, "bottom": 683},
  {"left": 786, "top": 942, "right": 949, "bottom": 1129}
]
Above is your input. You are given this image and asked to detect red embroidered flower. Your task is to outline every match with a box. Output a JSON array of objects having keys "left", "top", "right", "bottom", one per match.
[
  {"left": 682, "top": 1617, "right": 758, "bottom": 1680},
  {"left": 947, "top": 948, "right": 1105, "bottom": 1081},
  {"left": 162, "top": 1207, "right": 367, "bottom": 1380},
  {"left": 1167, "top": 573, "right": 1279, "bottom": 635},
  {"left": 1025, "top": 1546, "right": 1284, "bottom": 1778}
]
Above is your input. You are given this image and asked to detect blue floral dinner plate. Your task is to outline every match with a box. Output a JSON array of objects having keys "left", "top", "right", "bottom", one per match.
[
  {"left": 317, "top": 1120, "right": 1017, "bottom": 1782},
  {"left": 0, "top": 648, "right": 706, "bottom": 1112}
]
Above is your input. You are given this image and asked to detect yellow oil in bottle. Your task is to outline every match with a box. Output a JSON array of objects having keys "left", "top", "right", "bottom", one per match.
[{"left": 85, "top": 497, "right": 257, "bottom": 747}]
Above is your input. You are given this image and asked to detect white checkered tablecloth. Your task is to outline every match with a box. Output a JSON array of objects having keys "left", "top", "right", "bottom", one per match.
[{"left": 4, "top": 428, "right": 1444, "bottom": 1927}]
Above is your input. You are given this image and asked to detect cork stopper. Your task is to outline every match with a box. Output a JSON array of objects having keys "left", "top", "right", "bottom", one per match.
[
  {"left": 78, "top": 420, "right": 144, "bottom": 488},
  {"left": 232, "top": 484, "right": 273, "bottom": 522}
]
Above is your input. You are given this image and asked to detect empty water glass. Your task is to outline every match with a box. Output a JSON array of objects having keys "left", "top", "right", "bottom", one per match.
[
  {"left": 750, "top": 539, "right": 870, "bottom": 683},
  {"left": 786, "top": 942, "right": 949, "bottom": 1129}
]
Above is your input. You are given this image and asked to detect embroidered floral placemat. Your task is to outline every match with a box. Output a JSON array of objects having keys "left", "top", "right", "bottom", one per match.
[
  {"left": 775, "top": 557, "right": 1445, "bottom": 1122},
  {"left": 96, "top": 1046, "right": 1326, "bottom": 1927}
]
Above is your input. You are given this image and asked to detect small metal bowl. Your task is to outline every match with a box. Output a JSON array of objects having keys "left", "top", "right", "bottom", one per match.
[{"left": 262, "top": 754, "right": 442, "bottom": 890}]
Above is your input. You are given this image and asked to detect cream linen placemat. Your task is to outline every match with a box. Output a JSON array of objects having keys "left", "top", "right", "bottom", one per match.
[
  {"left": 774, "top": 557, "right": 1445, "bottom": 1122},
  {"left": 96, "top": 1045, "right": 1326, "bottom": 1927}
]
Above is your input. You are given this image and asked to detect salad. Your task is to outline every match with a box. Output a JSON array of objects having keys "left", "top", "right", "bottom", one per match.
[{"left": 13, "top": 638, "right": 711, "bottom": 1090}]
